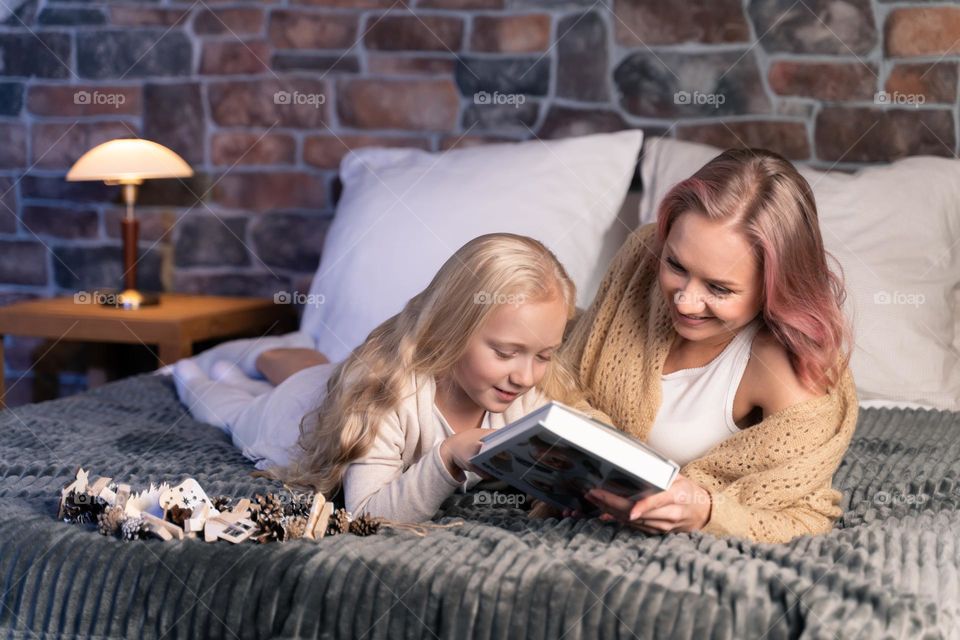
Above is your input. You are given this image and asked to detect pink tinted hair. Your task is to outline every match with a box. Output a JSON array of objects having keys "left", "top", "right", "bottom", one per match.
[{"left": 655, "top": 147, "right": 851, "bottom": 392}]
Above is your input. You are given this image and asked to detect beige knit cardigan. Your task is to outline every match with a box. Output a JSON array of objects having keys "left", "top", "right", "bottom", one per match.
[{"left": 560, "top": 223, "right": 860, "bottom": 544}]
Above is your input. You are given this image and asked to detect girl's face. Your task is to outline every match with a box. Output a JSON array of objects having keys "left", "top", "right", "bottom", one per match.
[
  {"left": 658, "top": 212, "right": 763, "bottom": 345},
  {"left": 451, "top": 294, "right": 568, "bottom": 412}
]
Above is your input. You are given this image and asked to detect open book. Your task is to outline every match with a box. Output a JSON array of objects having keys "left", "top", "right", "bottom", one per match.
[{"left": 470, "top": 402, "right": 680, "bottom": 513}]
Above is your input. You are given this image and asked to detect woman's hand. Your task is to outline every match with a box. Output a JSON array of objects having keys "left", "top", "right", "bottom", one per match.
[
  {"left": 584, "top": 474, "right": 712, "bottom": 535},
  {"left": 439, "top": 429, "right": 492, "bottom": 482}
]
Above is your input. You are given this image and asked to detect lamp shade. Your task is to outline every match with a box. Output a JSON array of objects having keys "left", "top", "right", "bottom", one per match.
[{"left": 66, "top": 138, "right": 193, "bottom": 183}]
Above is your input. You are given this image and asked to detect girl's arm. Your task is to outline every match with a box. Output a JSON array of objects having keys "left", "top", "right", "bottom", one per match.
[{"left": 343, "top": 411, "right": 465, "bottom": 523}]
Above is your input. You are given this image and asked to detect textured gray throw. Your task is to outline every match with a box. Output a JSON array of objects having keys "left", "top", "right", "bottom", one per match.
[{"left": 0, "top": 373, "right": 957, "bottom": 639}]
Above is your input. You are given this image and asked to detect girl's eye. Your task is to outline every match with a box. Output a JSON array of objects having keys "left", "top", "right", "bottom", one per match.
[
  {"left": 666, "top": 258, "right": 685, "bottom": 272},
  {"left": 494, "top": 350, "right": 514, "bottom": 359},
  {"left": 536, "top": 354, "right": 552, "bottom": 363}
]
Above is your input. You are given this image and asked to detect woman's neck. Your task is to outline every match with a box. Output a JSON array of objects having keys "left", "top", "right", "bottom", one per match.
[{"left": 434, "top": 374, "right": 485, "bottom": 433}]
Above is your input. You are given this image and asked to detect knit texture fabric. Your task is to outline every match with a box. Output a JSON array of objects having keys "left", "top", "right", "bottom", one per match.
[{"left": 560, "top": 223, "right": 860, "bottom": 543}]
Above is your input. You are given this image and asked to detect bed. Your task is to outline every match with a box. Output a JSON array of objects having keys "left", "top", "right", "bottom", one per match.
[{"left": 0, "top": 372, "right": 957, "bottom": 639}]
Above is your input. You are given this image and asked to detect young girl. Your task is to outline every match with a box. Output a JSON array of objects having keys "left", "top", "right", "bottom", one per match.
[
  {"left": 559, "top": 148, "right": 859, "bottom": 543},
  {"left": 178, "top": 233, "right": 596, "bottom": 523}
]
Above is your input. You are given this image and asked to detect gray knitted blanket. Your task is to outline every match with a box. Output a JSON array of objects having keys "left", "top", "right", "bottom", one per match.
[{"left": 0, "top": 373, "right": 957, "bottom": 639}]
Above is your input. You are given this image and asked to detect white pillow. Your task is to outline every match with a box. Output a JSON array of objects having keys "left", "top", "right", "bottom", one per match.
[
  {"left": 639, "top": 137, "right": 960, "bottom": 411},
  {"left": 301, "top": 130, "right": 644, "bottom": 363}
]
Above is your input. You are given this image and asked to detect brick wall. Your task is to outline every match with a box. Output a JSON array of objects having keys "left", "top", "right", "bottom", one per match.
[{"left": 1, "top": 0, "right": 958, "bottom": 403}]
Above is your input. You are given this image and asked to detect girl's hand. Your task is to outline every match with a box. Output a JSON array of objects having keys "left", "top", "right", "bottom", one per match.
[
  {"left": 439, "top": 429, "right": 493, "bottom": 481},
  {"left": 584, "top": 474, "right": 712, "bottom": 535}
]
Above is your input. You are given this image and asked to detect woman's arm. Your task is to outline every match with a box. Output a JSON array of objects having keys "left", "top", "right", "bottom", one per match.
[{"left": 255, "top": 348, "right": 330, "bottom": 386}]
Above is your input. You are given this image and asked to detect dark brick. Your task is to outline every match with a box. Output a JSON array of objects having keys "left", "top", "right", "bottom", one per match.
[
  {"left": 0, "top": 240, "right": 47, "bottom": 286},
  {"left": 143, "top": 82, "right": 205, "bottom": 165},
  {"left": 271, "top": 53, "right": 359, "bottom": 74},
  {"left": 22, "top": 205, "right": 99, "bottom": 239},
  {"left": 37, "top": 7, "right": 105, "bottom": 25},
  {"left": 268, "top": 11, "right": 356, "bottom": 49},
  {"left": 0, "top": 83, "right": 24, "bottom": 116},
  {"left": 885, "top": 62, "right": 958, "bottom": 104},
  {"left": 538, "top": 106, "right": 629, "bottom": 139},
  {"left": 30, "top": 122, "right": 134, "bottom": 170},
  {"left": 201, "top": 41, "right": 270, "bottom": 75},
  {"left": 471, "top": 14, "right": 550, "bottom": 52},
  {"left": 251, "top": 213, "right": 329, "bottom": 271},
  {"left": 768, "top": 61, "right": 878, "bottom": 101},
  {"left": 750, "top": 0, "right": 876, "bottom": 54},
  {"left": 174, "top": 215, "right": 249, "bottom": 267},
  {"left": 303, "top": 134, "right": 431, "bottom": 170},
  {"left": 173, "top": 272, "right": 290, "bottom": 298},
  {"left": 337, "top": 78, "right": 459, "bottom": 131},
  {"left": 21, "top": 174, "right": 115, "bottom": 204},
  {"left": 2, "top": 0, "right": 38, "bottom": 27},
  {"left": 136, "top": 175, "right": 212, "bottom": 207},
  {"left": 53, "top": 245, "right": 163, "bottom": 291},
  {"left": 418, "top": 0, "right": 502, "bottom": 7},
  {"left": 0, "top": 177, "right": 17, "bottom": 234},
  {"left": 208, "top": 78, "right": 329, "bottom": 128},
  {"left": 616, "top": 0, "right": 748, "bottom": 44},
  {"left": 815, "top": 107, "right": 955, "bottom": 162},
  {"left": 455, "top": 57, "right": 550, "bottom": 97},
  {"left": 212, "top": 172, "right": 326, "bottom": 213},
  {"left": 77, "top": 30, "right": 192, "bottom": 79},
  {"left": 291, "top": 0, "right": 392, "bottom": 5},
  {"left": 614, "top": 50, "right": 770, "bottom": 118},
  {"left": 677, "top": 120, "right": 811, "bottom": 160},
  {"left": 367, "top": 56, "right": 456, "bottom": 76},
  {"left": 109, "top": 6, "right": 190, "bottom": 27},
  {"left": 0, "top": 33, "right": 71, "bottom": 78},
  {"left": 211, "top": 132, "right": 296, "bottom": 166},
  {"left": 365, "top": 15, "right": 463, "bottom": 51},
  {"left": 556, "top": 12, "right": 608, "bottom": 102},
  {"left": 462, "top": 100, "right": 540, "bottom": 133},
  {"left": 193, "top": 8, "right": 263, "bottom": 35},
  {"left": 27, "top": 85, "right": 141, "bottom": 116},
  {"left": 439, "top": 135, "right": 515, "bottom": 151},
  {"left": 0, "top": 123, "right": 27, "bottom": 169}
]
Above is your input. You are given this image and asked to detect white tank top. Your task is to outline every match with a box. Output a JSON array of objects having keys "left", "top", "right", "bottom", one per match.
[{"left": 647, "top": 319, "right": 762, "bottom": 467}]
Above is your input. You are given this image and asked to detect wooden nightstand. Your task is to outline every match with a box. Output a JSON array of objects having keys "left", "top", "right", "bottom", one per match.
[{"left": 0, "top": 293, "right": 298, "bottom": 408}]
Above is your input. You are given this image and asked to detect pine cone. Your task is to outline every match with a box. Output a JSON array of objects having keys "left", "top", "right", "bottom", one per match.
[
  {"left": 348, "top": 514, "right": 381, "bottom": 537},
  {"left": 166, "top": 505, "right": 193, "bottom": 528},
  {"left": 285, "top": 516, "right": 307, "bottom": 540},
  {"left": 284, "top": 492, "right": 313, "bottom": 519},
  {"left": 211, "top": 495, "right": 233, "bottom": 512},
  {"left": 121, "top": 516, "right": 149, "bottom": 541},
  {"left": 253, "top": 493, "right": 287, "bottom": 543},
  {"left": 62, "top": 490, "right": 104, "bottom": 525},
  {"left": 326, "top": 508, "right": 351, "bottom": 536},
  {"left": 97, "top": 505, "right": 125, "bottom": 537}
]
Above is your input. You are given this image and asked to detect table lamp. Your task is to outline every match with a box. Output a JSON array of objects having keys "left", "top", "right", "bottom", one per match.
[{"left": 67, "top": 138, "right": 193, "bottom": 309}]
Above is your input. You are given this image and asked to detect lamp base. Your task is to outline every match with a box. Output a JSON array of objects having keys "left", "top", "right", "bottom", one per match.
[{"left": 94, "top": 288, "right": 161, "bottom": 310}]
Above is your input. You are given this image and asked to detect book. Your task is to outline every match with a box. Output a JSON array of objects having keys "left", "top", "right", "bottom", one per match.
[{"left": 470, "top": 402, "right": 680, "bottom": 513}]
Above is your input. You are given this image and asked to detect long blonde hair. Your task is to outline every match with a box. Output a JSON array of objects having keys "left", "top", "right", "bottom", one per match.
[{"left": 273, "top": 233, "right": 584, "bottom": 494}]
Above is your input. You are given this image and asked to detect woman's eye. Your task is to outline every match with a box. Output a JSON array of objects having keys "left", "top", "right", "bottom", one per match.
[{"left": 709, "top": 284, "right": 731, "bottom": 295}]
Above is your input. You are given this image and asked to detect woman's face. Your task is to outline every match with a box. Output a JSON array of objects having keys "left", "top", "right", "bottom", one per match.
[
  {"left": 452, "top": 294, "right": 567, "bottom": 412},
  {"left": 658, "top": 212, "right": 763, "bottom": 345}
]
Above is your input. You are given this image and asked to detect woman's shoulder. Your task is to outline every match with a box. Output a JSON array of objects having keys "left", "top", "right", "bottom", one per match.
[{"left": 745, "top": 326, "right": 827, "bottom": 415}]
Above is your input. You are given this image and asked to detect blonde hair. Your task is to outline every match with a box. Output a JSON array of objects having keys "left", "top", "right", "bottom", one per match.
[{"left": 271, "top": 233, "right": 584, "bottom": 494}]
